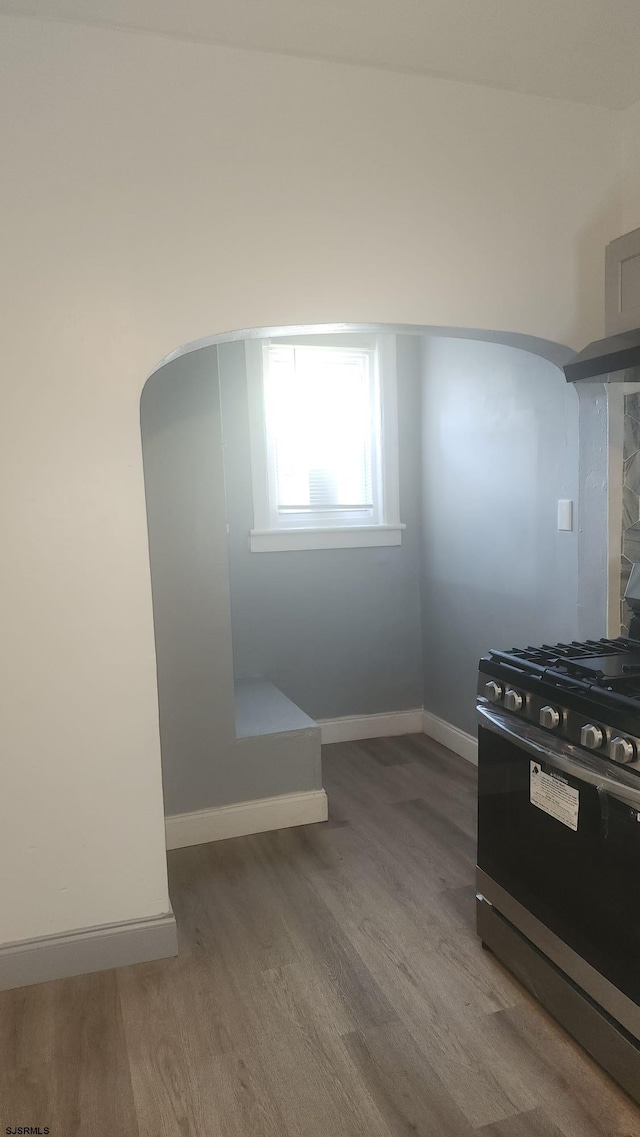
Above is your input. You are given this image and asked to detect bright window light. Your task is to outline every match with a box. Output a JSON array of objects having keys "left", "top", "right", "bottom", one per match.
[
  {"left": 246, "top": 334, "right": 403, "bottom": 552},
  {"left": 266, "top": 345, "right": 376, "bottom": 519}
]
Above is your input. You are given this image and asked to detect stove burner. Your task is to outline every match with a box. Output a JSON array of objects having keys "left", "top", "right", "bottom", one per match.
[
  {"left": 561, "top": 653, "right": 640, "bottom": 682},
  {"left": 491, "top": 638, "right": 640, "bottom": 698}
]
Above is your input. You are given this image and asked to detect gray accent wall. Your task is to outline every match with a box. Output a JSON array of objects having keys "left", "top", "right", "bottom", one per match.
[
  {"left": 141, "top": 347, "right": 322, "bottom": 816},
  {"left": 218, "top": 335, "right": 424, "bottom": 720},
  {"left": 420, "top": 338, "right": 580, "bottom": 735}
]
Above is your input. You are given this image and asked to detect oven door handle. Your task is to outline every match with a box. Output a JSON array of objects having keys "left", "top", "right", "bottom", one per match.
[{"left": 477, "top": 703, "right": 640, "bottom": 810}]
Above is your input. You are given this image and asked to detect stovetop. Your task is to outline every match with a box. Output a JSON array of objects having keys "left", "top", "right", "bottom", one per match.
[{"left": 488, "top": 638, "right": 640, "bottom": 701}]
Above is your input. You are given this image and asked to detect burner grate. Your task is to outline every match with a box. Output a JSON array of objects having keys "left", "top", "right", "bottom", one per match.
[{"left": 488, "top": 638, "right": 640, "bottom": 700}]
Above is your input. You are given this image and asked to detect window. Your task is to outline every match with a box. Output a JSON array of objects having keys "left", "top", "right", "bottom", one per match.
[{"left": 246, "top": 334, "right": 404, "bottom": 552}]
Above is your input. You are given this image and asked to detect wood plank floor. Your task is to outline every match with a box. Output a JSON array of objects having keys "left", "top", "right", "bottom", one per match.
[{"left": 2, "top": 734, "right": 640, "bottom": 1135}]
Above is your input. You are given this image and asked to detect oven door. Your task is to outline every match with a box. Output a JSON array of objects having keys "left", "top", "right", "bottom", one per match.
[{"left": 477, "top": 703, "right": 640, "bottom": 1027}]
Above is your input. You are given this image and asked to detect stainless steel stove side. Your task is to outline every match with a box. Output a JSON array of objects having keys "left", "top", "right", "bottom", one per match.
[
  {"left": 476, "top": 894, "right": 640, "bottom": 1106},
  {"left": 477, "top": 868, "right": 640, "bottom": 1043}
]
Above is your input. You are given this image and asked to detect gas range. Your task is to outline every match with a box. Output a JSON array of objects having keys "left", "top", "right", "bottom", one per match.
[
  {"left": 476, "top": 635, "right": 640, "bottom": 1103},
  {"left": 478, "top": 637, "right": 640, "bottom": 773}
]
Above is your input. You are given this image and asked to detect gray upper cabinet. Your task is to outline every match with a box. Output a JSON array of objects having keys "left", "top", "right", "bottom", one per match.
[{"left": 606, "top": 227, "right": 640, "bottom": 336}]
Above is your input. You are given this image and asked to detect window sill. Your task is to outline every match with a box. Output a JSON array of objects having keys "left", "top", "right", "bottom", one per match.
[{"left": 249, "top": 524, "right": 405, "bottom": 553}]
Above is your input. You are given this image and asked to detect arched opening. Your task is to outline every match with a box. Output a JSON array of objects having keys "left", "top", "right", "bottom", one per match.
[{"left": 140, "top": 322, "right": 611, "bottom": 846}]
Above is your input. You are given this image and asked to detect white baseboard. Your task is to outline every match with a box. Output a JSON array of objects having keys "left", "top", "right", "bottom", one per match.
[
  {"left": 165, "top": 712, "right": 474, "bottom": 852},
  {"left": 165, "top": 788, "right": 328, "bottom": 851},
  {"left": 0, "top": 910, "right": 177, "bottom": 992},
  {"left": 422, "top": 710, "right": 478, "bottom": 765},
  {"left": 318, "top": 708, "right": 424, "bottom": 744},
  {"left": 319, "top": 706, "right": 477, "bottom": 763}
]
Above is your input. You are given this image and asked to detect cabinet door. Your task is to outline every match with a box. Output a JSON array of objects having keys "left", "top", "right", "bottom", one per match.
[{"left": 606, "top": 227, "right": 640, "bottom": 335}]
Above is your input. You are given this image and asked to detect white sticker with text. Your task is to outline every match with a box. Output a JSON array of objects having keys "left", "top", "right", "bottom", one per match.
[{"left": 530, "top": 761, "right": 579, "bottom": 831}]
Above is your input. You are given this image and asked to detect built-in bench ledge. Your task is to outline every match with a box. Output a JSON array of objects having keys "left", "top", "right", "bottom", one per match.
[
  {"left": 165, "top": 678, "right": 326, "bottom": 852},
  {"left": 234, "top": 677, "right": 319, "bottom": 739}
]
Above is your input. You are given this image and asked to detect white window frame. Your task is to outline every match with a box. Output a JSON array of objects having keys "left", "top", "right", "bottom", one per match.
[{"left": 246, "top": 334, "right": 404, "bottom": 552}]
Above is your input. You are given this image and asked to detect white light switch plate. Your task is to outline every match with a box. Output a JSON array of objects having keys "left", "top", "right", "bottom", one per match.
[{"left": 557, "top": 499, "right": 573, "bottom": 531}]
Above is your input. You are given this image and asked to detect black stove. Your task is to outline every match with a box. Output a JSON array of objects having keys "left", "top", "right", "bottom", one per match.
[
  {"left": 476, "top": 635, "right": 640, "bottom": 1102},
  {"left": 478, "top": 637, "right": 640, "bottom": 771}
]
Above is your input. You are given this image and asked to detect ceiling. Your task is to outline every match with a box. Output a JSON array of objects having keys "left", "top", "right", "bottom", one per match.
[{"left": 3, "top": 0, "right": 640, "bottom": 109}]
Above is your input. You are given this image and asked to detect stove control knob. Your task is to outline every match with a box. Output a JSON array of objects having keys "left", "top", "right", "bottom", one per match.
[
  {"left": 504, "top": 689, "right": 524, "bottom": 712},
  {"left": 539, "top": 706, "right": 560, "bottom": 730},
  {"left": 610, "top": 737, "right": 635, "bottom": 764},
  {"left": 581, "top": 724, "right": 604, "bottom": 750},
  {"left": 484, "top": 681, "right": 503, "bottom": 703}
]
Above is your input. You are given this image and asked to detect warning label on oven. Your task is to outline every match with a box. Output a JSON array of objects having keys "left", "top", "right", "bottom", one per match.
[{"left": 530, "top": 761, "right": 579, "bottom": 831}]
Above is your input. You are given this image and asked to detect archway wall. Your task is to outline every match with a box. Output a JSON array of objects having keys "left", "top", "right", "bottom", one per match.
[
  {"left": 146, "top": 333, "right": 585, "bottom": 826},
  {"left": 0, "top": 13, "right": 627, "bottom": 948}
]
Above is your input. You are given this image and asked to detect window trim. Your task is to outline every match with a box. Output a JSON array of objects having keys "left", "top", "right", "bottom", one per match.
[{"left": 246, "top": 334, "right": 404, "bottom": 553}]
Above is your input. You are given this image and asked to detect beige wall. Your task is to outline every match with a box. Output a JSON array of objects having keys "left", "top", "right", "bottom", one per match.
[{"left": 0, "top": 13, "right": 629, "bottom": 945}]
